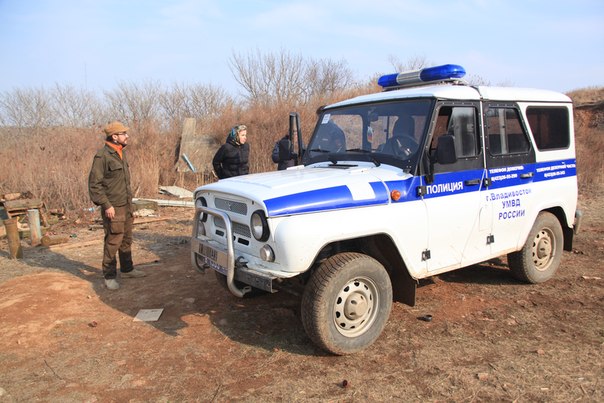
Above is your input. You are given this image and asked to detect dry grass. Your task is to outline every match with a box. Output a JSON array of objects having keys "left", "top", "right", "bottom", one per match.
[
  {"left": 567, "top": 86, "right": 604, "bottom": 106},
  {"left": 572, "top": 95, "right": 604, "bottom": 199},
  {"left": 0, "top": 127, "right": 98, "bottom": 210}
]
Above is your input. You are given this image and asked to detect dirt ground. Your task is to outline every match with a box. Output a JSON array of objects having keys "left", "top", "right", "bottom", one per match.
[{"left": 0, "top": 194, "right": 602, "bottom": 402}]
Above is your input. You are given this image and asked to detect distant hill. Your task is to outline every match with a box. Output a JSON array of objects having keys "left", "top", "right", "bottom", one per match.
[
  {"left": 569, "top": 87, "right": 604, "bottom": 198},
  {"left": 567, "top": 86, "right": 604, "bottom": 107}
]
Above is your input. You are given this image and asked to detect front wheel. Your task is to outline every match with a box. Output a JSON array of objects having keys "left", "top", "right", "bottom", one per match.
[
  {"left": 301, "top": 252, "right": 392, "bottom": 355},
  {"left": 507, "top": 212, "right": 563, "bottom": 283}
]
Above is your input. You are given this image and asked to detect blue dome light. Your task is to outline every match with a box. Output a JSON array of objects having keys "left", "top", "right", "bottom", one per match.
[{"left": 378, "top": 64, "right": 466, "bottom": 89}]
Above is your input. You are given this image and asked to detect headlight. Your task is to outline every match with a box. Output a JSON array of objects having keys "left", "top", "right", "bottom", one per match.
[
  {"left": 250, "top": 210, "right": 269, "bottom": 241},
  {"left": 195, "top": 197, "right": 208, "bottom": 222}
]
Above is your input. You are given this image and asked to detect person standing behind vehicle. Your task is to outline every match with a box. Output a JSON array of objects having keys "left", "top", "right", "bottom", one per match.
[
  {"left": 88, "top": 121, "right": 146, "bottom": 291},
  {"left": 212, "top": 124, "right": 250, "bottom": 179},
  {"left": 271, "top": 132, "right": 296, "bottom": 170}
]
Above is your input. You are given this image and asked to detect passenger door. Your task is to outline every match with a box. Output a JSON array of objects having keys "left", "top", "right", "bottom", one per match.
[
  {"left": 483, "top": 103, "right": 536, "bottom": 253},
  {"left": 423, "top": 102, "right": 491, "bottom": 272}
]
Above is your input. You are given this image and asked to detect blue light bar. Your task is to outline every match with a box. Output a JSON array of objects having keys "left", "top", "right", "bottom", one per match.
[{"left": 378, "top": 64, "right": 466, "bottom": 89}]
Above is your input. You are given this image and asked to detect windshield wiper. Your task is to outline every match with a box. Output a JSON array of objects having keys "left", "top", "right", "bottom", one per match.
[
  {"left": 308, "top": 148, "right": 330, "bottom": 153},
  {"left": 345, "top": 149, "right": 381, "bottom": 167}
]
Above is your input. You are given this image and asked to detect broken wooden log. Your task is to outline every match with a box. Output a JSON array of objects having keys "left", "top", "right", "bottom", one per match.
[{"left": 41, "top": 234, "right": 70, "bottom": 247}]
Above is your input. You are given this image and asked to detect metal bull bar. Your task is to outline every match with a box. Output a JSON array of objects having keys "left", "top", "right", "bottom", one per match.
[{"left": 192, "top": 206, "right": 251, "bottom": 298}]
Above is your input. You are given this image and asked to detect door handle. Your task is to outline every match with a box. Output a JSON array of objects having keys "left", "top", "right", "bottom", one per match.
[
  {"left": 464, "top": 179, "right": 481, "bottom": 186},
  {"left": 520, "top": 172, "right": 534, "bottom": 179}
]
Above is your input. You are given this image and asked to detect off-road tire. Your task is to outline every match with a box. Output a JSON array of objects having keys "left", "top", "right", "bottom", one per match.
[
  {"left": 508, "top": 212, "right": 563, "bottom": 283},
  {"left": 301, "top": 252, "right": 392, "bottom": 355}
]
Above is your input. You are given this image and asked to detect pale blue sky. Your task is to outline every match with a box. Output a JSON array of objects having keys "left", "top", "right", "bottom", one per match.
[{"left": 1, "top": 0, "right": 603, "bottom": 97}]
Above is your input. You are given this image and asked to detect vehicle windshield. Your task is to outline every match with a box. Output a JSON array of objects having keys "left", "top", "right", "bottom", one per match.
[{"left": 303, "top": 99, "right": 434, "bottom": 171}]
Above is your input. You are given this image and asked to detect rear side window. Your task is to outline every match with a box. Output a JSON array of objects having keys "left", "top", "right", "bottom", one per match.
[
  {"left": 486, "top": 107, "right": 531, "bottom": 155},
  {"left": 526, "top": 107, "right": 570, "bottom": 150}
]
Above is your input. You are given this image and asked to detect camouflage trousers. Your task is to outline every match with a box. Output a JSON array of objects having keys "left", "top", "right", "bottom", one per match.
[{"left": 101, "top": 204, "right": 134, "bottom": 279}]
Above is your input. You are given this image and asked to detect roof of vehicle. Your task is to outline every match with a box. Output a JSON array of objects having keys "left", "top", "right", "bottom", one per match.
[{"left": 327, "top": 83, "right": 572, "bottom": 109}]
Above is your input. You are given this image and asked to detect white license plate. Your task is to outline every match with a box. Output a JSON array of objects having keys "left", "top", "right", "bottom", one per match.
[{"left": 198, "top": 242, "right": 228, "bottom": 275}]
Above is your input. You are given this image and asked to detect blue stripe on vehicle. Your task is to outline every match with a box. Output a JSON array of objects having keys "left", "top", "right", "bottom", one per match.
[
  {"left": 383, "top": 169, "right": 488, "bottom": 203},
  {"left": 488, "top": 159, "right": 576, "bottom": 189},
  {"left": 370, "top": 181, "right": 391, "bottom": 201},
  {"left": 420, "top": 169, "right": 487, "bottom": 200},
  {"left": 264, "top": 159, "right": 576, "bottom": 216},
  {"left": 533, "top": 159, "right": 576, "bottom": 182},
  {"left": 265, "top": 182, "right": 389, "bottom": 217}
]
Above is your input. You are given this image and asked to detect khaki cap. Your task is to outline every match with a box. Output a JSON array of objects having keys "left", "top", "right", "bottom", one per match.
[{"left": 103, "top": 121, "right": 129, "bottom": 136}]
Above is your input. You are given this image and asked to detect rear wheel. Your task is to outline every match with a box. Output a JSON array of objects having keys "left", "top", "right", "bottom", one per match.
[
  {"left": 508, "top": 212, "right": 563, "bottom": 283},
  {"left": 301, "top": 252, "right": 392, "bottom": 355}
]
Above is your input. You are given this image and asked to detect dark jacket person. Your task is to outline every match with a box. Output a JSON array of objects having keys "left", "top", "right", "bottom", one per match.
[
  {"left": 271, "top": 133, "right": 296, "bottom": 170},
  {"left": 212, "top": 124, "right": 250, "bottom": 179}
]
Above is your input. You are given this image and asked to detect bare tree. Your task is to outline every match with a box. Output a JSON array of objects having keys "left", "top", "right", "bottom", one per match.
[
  {"left": 305, "top": 58, "right": 355, "bottom": 102},
  {"left": 159, "top": 83, "right": 187, "bottom": 124},
  {"left": 230, "top": 49, "right": 307, "bottom": 104},
  {"left": 188, "top": 84, "right": 232, "bottom": 118},
  {"left": 104, "top": 80, "right": 163, "bottom": 131},
  {"left": 465, "top": 74, "right": 491, "bottom": 86},
  {"left": 49, "top": 84, "right": 101, "bottom": 127},
  {"left": 158, "top": 83, "right": 234, "bottom": 135},
  {"left": 0, "top": 87, "right": 53, "bottom": 128},
  {"left": 229, "top": 49, "right": 355, "bottom": 105},
  {"left": 0, "top": 90, "right": 23, "bottom": 127},
  {"left": 388, "top": 55, "right": 431, "bottom": 73}
]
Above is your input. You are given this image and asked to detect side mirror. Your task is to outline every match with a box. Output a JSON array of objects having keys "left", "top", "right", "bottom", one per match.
[{"left": 435, "top": 135, "right": 457, "bottom": 165}]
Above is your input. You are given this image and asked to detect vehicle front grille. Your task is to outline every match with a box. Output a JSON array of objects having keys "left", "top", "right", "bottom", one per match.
[
  {"left": 214, "top": 198, "right": 248, "bottom": 215},
  {"left": 213, "top": 216, "right": 252, "bottom": 238}
]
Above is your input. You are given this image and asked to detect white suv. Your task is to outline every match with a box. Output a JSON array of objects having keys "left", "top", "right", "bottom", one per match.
[{"left": 191, "top": 64, "right": 582, "bottom": 355}]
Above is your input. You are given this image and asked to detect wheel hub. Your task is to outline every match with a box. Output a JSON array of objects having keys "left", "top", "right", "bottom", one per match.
[
  {"left": 333, "top": 278, "right": 377, "bottom": 337},
  {"left": 344, "top": 292, "right": 369, "bottom": 320},
  {"left": 537, "top": 237, "right": 552, "bottom": 259},
  {"left": 533, "top": 230, "right": 553, "bottom": 270}
]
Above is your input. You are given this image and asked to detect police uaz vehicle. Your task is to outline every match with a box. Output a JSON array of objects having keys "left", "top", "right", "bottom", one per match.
[{"left": 191, "top": 64, "right": 581, "bottom": 355}]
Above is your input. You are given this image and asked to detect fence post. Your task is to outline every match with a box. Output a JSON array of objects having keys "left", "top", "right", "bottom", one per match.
[
  {"left": 27, "top": 209, "right": 42, "bottom": 246},
  {"left": 4, "top": 218, "right": 23, "bottom": 259}
]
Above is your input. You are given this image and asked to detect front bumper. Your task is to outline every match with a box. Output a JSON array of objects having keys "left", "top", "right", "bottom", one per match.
[{"left": 190, "top": 206, "right": 276, "bottom": 296}]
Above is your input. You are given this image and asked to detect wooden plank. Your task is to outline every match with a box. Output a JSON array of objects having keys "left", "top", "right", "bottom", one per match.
[
  {"left": 1, "top": 193, "right": 23, "bottom": 201},
  {"left": 133, "top": 216, "right": 175, "bottom": 224},
  {"left": 47, "top": 239, "right": 101, "bottom": 250},
  {"left": 2, "top": 199, "right": 49, "bottom": 227},
  {"left": 133, "top": 198, "right": 194, "bottom": 208},
  {"left": 3, "top": 199, "right": 44, "bottom": 210}
]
